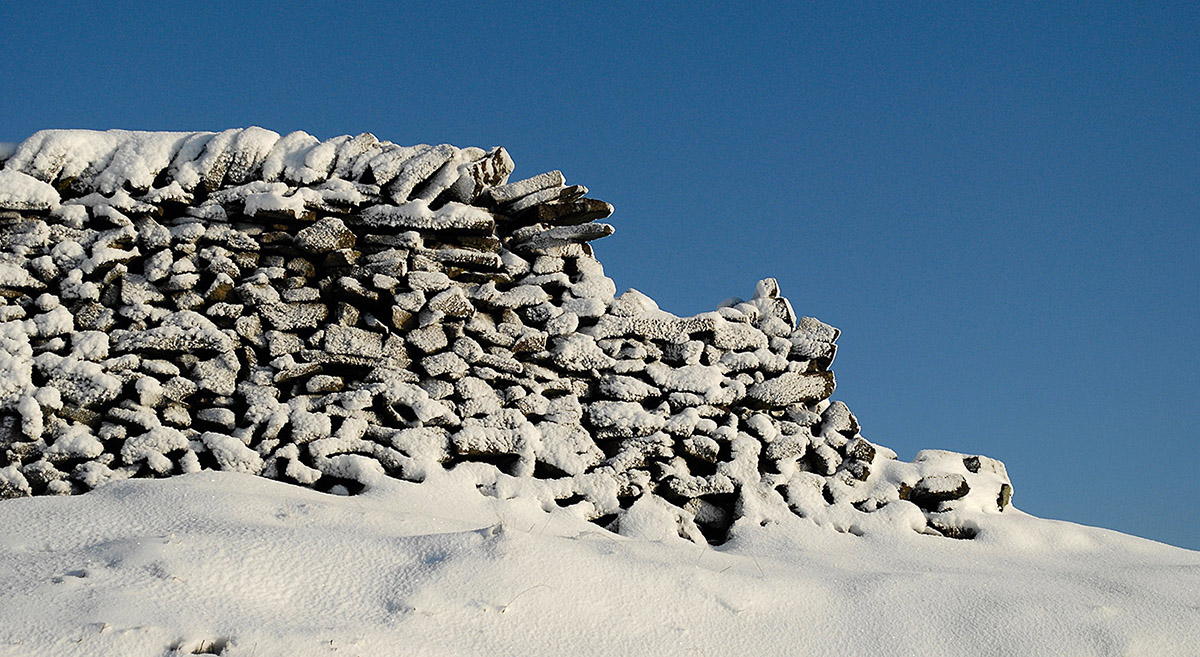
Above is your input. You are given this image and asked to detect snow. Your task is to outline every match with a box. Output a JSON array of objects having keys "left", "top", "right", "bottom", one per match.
[
  {"left": 0, "top": 471, "right": 1195, "bottom": 656},
  {"left": 200, "top": 432, "right": 265, "bottom": 474},
  {"left": 311, "top": 178, "right": 371, "bottom": 206},
  {"left": 26, "top": 305, "right": 74, "bottom": 338},
  {"left": 586, "top": 400, "right": 667, "bottom": 437},
  {"left": 550, "top": 333, "right": 617, "bottom": 371},
  {"left": 2, "top": 130, "right": 165, "bottom": 187},
  {"left": 645, "top": 361, "right": 726, "bottom": 395},
  {"left": 260, "top": 131, "right": 323, "bottom": 184},
  {"left": 120, "top": 426, "right": 190, "bottom": 467},
  {"left": 242, "top": 186, "right": 308, "bottom": 218},
  {"left": 359, "top": 200, "right": 495, "bottom": 232},
  {"left": 108, "top": 311, "right": 233, "bottom": 354},
  {"left": 0, "top": 169, "right": 60, "bottom": 211},
  {"left": 32, "top": 352, "right": 121, "bottom": 408},
  {"left": 45, "top": 424, "right": 104, "bottom": 460},
  {"left": 598, "top": 374, "right": 660, "bottom": 401},
  {"left": 491, "top": 284, "right": 551, "bottom": 309},
  {"left": 0, "top": 262, "right": 41, "bottom": 288}
]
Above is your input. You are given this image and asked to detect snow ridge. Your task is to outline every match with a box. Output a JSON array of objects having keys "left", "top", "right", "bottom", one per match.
[{"left": 0, "top": 128, "right": 1011, "bottom": 544}]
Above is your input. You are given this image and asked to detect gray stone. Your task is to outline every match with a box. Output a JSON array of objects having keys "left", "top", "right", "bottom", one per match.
[
  {"left": 908, "top": 474, "right": 970, "bottom": 510},
  {"left": 820, "top": 401, "right": 857, "bottom": 435},
  {"left": 197, "top": 408, "right": 237, "bottom": 429},
  {"left": 259, "top": 302, "right": 329, "bottom": 331},
  {"left": 426, "top": 287, "right": 474, "bottom": 318},
  {"left": 0, "top": 129, "right": 1017, "bottom": 548},
  {"left": 422, "top": 352, "right": 469, "bottom": 379},
  {"left": 711, "top": 321, "right": 768, "bottom": 351},
  {"left": 843, "top": 437, "right": 876, "bottom": 463},
  {"left": 746, "top": 372, "right": 835, "bottom": 407},
  {"left": 482, "top": 170, "right": 564, "bottom": 205},
  {"left": 324, "top": 325, "right": 384, "bottom": 359},
  {"left": 407, "top": 324, "right": 448, "bottom": 354},
  {"left": 406, "top": 270, "right": 452, "bottom": 293}
]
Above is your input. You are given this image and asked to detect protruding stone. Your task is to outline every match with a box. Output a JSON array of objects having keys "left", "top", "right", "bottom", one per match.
[
  {"left": 746, "top": 371, "right": 835, "bottom": 407},
  {"left": 482, "top": 170, "right": 564, "bottom": 205}
]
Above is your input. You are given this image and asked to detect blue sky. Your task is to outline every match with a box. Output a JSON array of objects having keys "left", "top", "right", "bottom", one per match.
[{"left": 2, "top": 2, "right": 1197, "bottom": 549}]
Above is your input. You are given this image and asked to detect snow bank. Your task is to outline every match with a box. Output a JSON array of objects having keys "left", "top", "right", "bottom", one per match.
[{"left": 0, "top": 471, "right": 1196, "bottom": 656}]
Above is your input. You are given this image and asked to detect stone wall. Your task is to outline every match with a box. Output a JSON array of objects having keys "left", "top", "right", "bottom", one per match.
[{"left": 0, "top": 129, "right": 1012, "bottom": 543}]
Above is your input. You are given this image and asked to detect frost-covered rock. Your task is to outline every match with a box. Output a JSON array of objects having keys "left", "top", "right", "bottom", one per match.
[
  {"left": 746, "top": 371, "right": 836, "bottom": 407},
  {"left": 295, "top": 216, "right": 355, "bottom": 253}
]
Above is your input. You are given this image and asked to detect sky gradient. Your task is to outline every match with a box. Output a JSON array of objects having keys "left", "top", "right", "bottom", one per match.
[{"left": 2, "top": 2, "right": 1197, "bottom": 549}]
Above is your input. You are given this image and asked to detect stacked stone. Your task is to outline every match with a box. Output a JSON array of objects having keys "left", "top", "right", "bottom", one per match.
[{"left": 0, "top": 129, "right": 1012, "bottom": 543}]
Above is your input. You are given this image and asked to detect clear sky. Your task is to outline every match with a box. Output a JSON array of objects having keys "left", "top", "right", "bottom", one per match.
[{"left": 2, "top": 2, "right": 1197, "bottom": 549}]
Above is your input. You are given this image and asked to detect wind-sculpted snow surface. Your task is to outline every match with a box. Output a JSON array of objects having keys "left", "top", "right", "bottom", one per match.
[{"left": 0, "top": 129, "right": 1012, "bottom": 543}]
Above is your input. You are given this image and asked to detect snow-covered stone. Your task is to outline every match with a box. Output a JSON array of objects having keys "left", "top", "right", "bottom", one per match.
[
  {"left": 0, "top": 169, "right": 60, "bottom": 211},
  {"left": 483, "top": 170, "right": 565, "bottom": 205},
  {"left": 295, "top": 216, "right": 355, "bottom": 253},
  {"left": 746, "top": 371, "right": 836, "bottom": 407}
]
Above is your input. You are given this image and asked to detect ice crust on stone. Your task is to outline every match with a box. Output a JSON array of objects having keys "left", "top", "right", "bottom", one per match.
[{"left": 0, "top": 128, "right": 1011, "bottom": 544}]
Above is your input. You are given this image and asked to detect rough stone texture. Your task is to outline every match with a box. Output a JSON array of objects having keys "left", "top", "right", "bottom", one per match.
[
  {"left": 0, "top": 129, "right": 1013, "bottom": 544},
  {"left": 295, "top": 217, "right": 355, "bottom": 253}
]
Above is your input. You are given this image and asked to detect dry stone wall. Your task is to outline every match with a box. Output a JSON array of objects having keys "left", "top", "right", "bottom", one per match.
[{"left": 0, "top": 129, "right": 1013, "bottom": 543}]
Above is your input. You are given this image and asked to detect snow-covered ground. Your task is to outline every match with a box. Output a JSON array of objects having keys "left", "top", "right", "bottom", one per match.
[{"left": 1, "top": 471, "right": 1196, "bottom": 657}]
